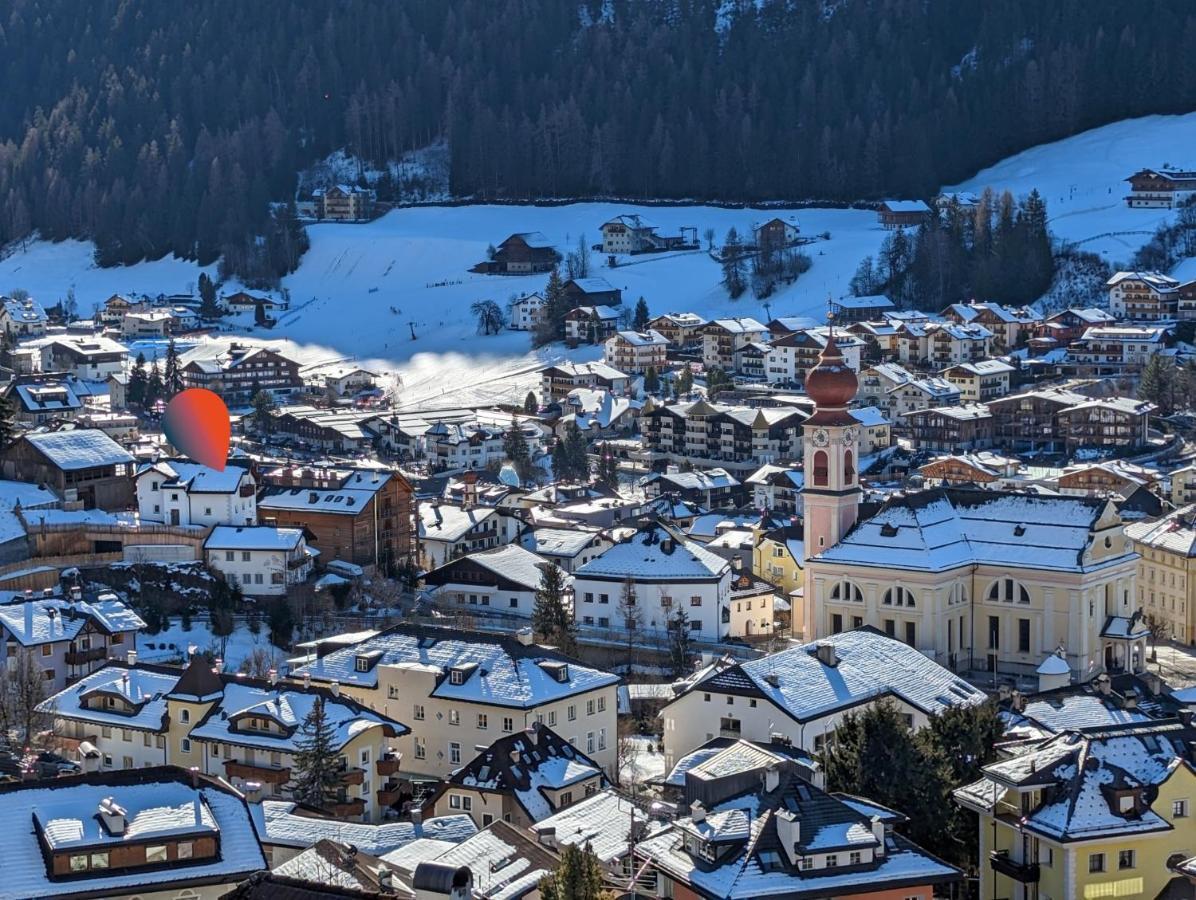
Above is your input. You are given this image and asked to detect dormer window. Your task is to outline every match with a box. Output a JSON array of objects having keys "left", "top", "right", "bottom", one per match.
[
  {"left": 450, "top": 669, "right": 466, "bottom": 685},
  {"left": 356, "top": 657, "right": 371, "bottom": 672}
]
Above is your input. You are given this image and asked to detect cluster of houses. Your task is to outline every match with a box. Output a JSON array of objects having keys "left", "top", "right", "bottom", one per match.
[{"left": 5, "top": 189, "right": 1196, "bottom": 897}]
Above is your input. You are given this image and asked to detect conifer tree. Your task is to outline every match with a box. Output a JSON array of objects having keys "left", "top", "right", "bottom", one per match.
[
  {"left": 1139, "top": 354, "right": 1178, "bottom": 416},
  {"left": 198, "top": 273, "right": 221, "bottom": 319},
  {"left": 596, "top": 442, "right": 618, "bottom": 489},
  {"left": 163, "top": 339, "right": 183, "bottom": 398},
  {"left": 532, "top": 564, "right": 575, "bottom": 653},
  {"left": 534, "top": 268, "right": 569, "bottom": 347},
  {"left": 128, "top": 352, "right": 148, "bottom": 406},
  {"left": 675, "top": 366, "right": 693, "bottom": 398},
  {"left": 144, "top": 360, "right": 163, "bottom": 408},
  {"left": 539, "top": 844, "right": 606, "bottom": 900},
  {"left": 643, "top": 366, "right": 659, "bottom": 394},
  {"left": 524, "top": 391, "right": 538, "bottom": 414},
  {"left": 721, "top": 228, "right": 746, "bottom": 299},
  {"left": 503, "top": 419, "right": 532, "bottom": 480},
  {"left": 292, "top": 697, "right": 343, "bottom": 810},
  {"left": 562, "top": 421, "right": 589, "bottom": 482},
  {"left": 667, "top": 607, "right": 692, "bottom": 678},
  {"left": 633, "top": 297, "right": 649, "bottom": 331},
  {"left": 253, "top": 389, "right": 277, "bottom": 433},
  {"left": 0, "top": 393, "right": 15, "bottom": 449}
]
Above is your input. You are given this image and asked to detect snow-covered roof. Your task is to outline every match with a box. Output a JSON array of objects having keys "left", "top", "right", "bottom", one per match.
[
  {"left": 1106, "top": 270, "right": 1181, "bottom": 291},
  {"left": 575, "top": 525, "right": 729, "bottom": 582},
  {"left": 204, "top": 525, "right": 305, "bottom": 552},
  {"left": 402, "top": 821, "right": 560, "bottom": 900},
  {"left": 1, "top": 773, "right": 265, "bottom": 899},
  {"left": 428, "top": 544, "right": 560, "bottom": 592},
  {"left": 815, "top": 488, "right": 1123, "bottom": 574},
  {"left": 610, "top": 329, "right": 669, "bottom": 347},
  {"left": 567, "top": 277, "right": 617, "bottom": 294},
  {"left": 1, "top": 297, "right": 47, "bottom": 323},
  {"left": 419, "top": 503, "right": 497, "bottom": 543},
  {"left": 684, "top": 627, "right": 985, "bottom": 723},
  {"left": 447, "top": 725, "right": 607, "bottom": 822},
  {"left": 10, "top": 381, "right": 83, "bottom": 413},
  {"left": 948, "top": 359, "right": 1015, "bottom": 376},
  {"left": 24, "top": 430, "right": 133, "bottom": 471},
  {"left": 833, "top": 294, "right": 894, "bottom": 310},
  {"left": 0, "top": 594, "right": 144, "bottom": 647},
  {"left": 137, "top": 460, "right": 246, "bottom": 493},
  {"left": 534, "top": 789, "right": 666, "bottom": 863},
  {"left": 1125, "top": 505, "right": 1196, "bottom": 558},
  {"left": 638, "top": 762, "right": 958, "bottom": 899},
  {"left": 294, "top": 625, "right": 619, "bottom": 707},
  {"left": 509, "top": 231, "right": 554, "bottom": 249},
  {"left": 880, "top": 199, "right": 932, "bottom": 213},
  {"left": 646, "top": 468, "right": 740, "bottom": 492},
  {"left": 709, "top": 317, "right": 767, "bottom": 334},
  {"left": 520, "top": 527, "right": 604, "bottom": 558},
  {"left": 849, "top": 406, "right": 889, "bottom": 427},
  {"left": 254, "top": 801, "right": 476, "bottom": 853},
  {"left": 904, "top": 403, "right": 991, "bottom": 422},
  {"left": 957, "top": 721, "right": 1196, "bottom": 841},
  {"left": 41, "top": 665, "right": 176, "bottom": 731}
]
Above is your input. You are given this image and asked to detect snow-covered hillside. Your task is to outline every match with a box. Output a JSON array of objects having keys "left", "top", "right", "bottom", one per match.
[
  {"left": 946, "top": 111, "right": 1196, "bottom": 262},
  {"left": 0, "top": 110, "right": 1193, "bottom": 408}
]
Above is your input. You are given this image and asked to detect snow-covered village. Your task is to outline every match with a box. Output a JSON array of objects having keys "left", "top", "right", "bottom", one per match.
[{"left": 1, "top": 5, "right": 1196, "bottom": 900}]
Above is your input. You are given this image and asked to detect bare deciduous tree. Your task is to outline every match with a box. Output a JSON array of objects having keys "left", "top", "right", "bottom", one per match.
[{"left": 1, "top": 648, "right": 52, "bottom": 747}]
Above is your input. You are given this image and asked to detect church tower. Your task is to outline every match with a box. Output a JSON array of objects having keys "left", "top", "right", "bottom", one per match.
[{"left": 801, "top": 324, "right": 861, "bottom": 565}]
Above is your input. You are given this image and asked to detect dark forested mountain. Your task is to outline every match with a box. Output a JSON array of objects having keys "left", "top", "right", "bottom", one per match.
[{"left": 0, "top": 0, "right": 1194, "bottom": 281}]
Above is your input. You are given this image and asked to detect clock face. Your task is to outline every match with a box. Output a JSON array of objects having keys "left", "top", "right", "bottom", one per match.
[
  {"left": 811, "top": 427, "right": 830, "bottom": 447},
  {"left": 843, "top": 426, "right": 858, "bottom": 444}
]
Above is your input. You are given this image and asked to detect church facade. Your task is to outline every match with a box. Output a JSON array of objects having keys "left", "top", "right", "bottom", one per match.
[{"left": 800, "top": 329, "right": 1146, "bottom": 680}]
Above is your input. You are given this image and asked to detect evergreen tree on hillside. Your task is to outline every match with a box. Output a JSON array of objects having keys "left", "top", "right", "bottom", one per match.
[
  {"left": 292, "top": 698, "right": 343, "bottom": 810},
  {"left": 128, "top": 353, "right": 148, "bottom": 407},
  {"left": 633, "top": 297, "right": 650, "bottom": 331},
  {"left": 534, "top": 268, "right": 569, "bottom": 347},
  {"left": 163, "top": 339, "right": 183, "bottom": 398},
  {"left": 721, "top": 228, "right": 746, "bottom": 299},
  {"left": 595, "top": 442, "right": 618, "bottom": 489},
  {"left": 643, "top": 366, "right": 659, "bottom": 393},
  {"left": 524, "top": 391, "right": 538, "bottom": 414},
  {"left": 562, "top": 421, "right": 589, "bottom": 482},
  {"left": 1139, "top": 354, "right": 1179, "bottom": 416},
  {"left": 198, "top": 274, "right": 221, "bottom": 319}
]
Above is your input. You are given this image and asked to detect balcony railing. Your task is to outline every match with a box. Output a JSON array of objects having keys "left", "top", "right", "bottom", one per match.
[
  {"left": 378, "top": 785, "right": 403, "bottom": 806},
  {"left": 330, "top": 798, "right": 366, "bottom": 817},
  {"left": 338, "top": 766, "right": 366, "bottom": 786},
  {"left": 65, "top": 646, "right": 108, "bottom": 666},
  {"left": 989, "top": 850, "right": 1040, "bottom": 883},
  {"left": 225, "top": 759, "right": 291, "bottom": 784},
  {"left": 377, "top": 755, "right": 402, "bottom": 777}
]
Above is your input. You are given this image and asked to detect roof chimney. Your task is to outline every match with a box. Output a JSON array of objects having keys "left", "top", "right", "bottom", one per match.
[
  {"left": 268, "top": 668, "right": 278, "bottom": 685},
  {"left": 871, "top": 816, "right": 886, "bottom": 855},
  {"left": 764, "top": 765, "right": 780, "bottom": 793},
  {"left": 815, "top": 642, "right": 839, "bottom": 667},
  {"left": 515, "top": 628, "right": 534, "bottom": 646},
  {"left": 127, "top": 649, "right": 137, "bottom": 666},
  {"left": 690, "top": 800, "right": 706, "bottom": 824},
  {"left": 98, "top": 797, "right": 127, "bottom": 835},
  {"left": 330, "top": 681, "right": 340, "bottom": 697},
  {"left": 303, "top": 672, "right": 311, "bottom": 689},
  {"left": 410, "top": 808, "right": 423, "bottom": 827}
]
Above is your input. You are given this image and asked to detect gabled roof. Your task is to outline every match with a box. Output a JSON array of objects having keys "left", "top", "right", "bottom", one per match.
[
  {"left": 438, "top": 724, "right": 608, "bottom": 821},
  {"left": 23, "top": 429, "right": 133, "bottom": 470},
  {"left": 169, "top": 656, "right": 225, "bottom": 700},
  {"left": 814, "top": 487, "right": 1122, "bottom": 574},
  {"left": 681, "top": 627, "right": 985, "bottom": 722},
  {"left": 575, "top": 523, "right": 729, "bottom": 582}
]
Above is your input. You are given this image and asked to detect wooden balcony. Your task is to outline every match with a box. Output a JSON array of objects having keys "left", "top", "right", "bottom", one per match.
[
  {"left": 329, "top": 798, "right": 366, "bottom": 817},
  {"left": 989, "top": 850, "right": 1040, "bottom": 884},
  {"left": 65, "top": 646, "right": 108, "bottom": 666},
  {"left": 225, "top": 759, "right": 291, "bottom": 785},
  {"left": 377, "top": 785, "right": 403, "bottom": 807},
  {"left": 377, "top": 756, "right": 402, "bottom": 777},
  {"left": 339, "top": 766, "right": 365, "bottom": 786}
]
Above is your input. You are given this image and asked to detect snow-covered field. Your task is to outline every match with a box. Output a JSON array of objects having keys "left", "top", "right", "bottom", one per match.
[
  {"left": 946, "top": 110, "right": 1196, "bottom": 261},
  {"left": 0, "top": 110, "right": 1193, "bottom": 407}
]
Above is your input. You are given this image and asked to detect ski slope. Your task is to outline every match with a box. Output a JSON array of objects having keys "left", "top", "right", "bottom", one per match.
[
  {"left": 0, "top": 110, "right": 1192, "bottom": 408},
  {"left": 946, "top": 111, "right": 1196, "bottom": 261}
]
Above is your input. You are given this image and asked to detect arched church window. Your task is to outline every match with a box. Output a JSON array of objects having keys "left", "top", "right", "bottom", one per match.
[
  {"left": 813, "top": 450, "right": 828, "bottom": 486},
  {"left": 844, "top": 449, "right": 855, "bottom": 483}
]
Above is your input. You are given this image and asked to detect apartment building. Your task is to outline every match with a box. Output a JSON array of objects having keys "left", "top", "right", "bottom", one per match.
[
  {"left": 603, "top": 329, "right": 668, "bottom": 374},
  {"left": 291, "top": 624, "right": 621, "bottom": 778}
]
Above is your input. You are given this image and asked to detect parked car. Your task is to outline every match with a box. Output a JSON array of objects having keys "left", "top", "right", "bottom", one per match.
[{"left": 30, "top": 750, "right": 80, "bottom": 777}]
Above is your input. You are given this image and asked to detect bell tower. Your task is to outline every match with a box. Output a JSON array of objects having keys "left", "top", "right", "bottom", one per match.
[{"left": 801, "top": 318, "right": 861, "bottom": 565}]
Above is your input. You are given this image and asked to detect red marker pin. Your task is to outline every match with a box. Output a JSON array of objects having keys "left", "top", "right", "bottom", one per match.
[{"left": 162, "top": 388, "right": 231, "bottom": 471}]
